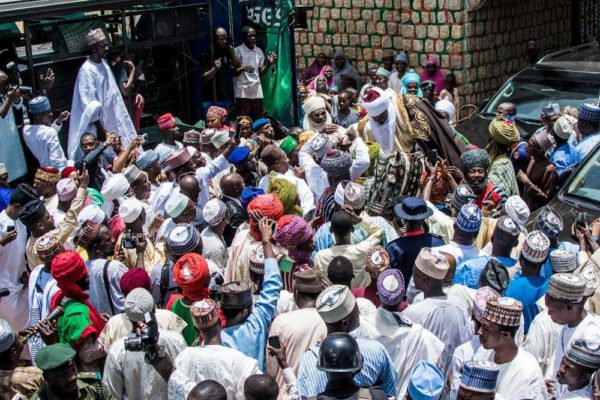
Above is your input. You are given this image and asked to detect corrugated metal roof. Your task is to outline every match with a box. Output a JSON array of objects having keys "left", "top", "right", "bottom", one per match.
[{"left": 0, "top": 0, "right": 149, "bottom": 22}]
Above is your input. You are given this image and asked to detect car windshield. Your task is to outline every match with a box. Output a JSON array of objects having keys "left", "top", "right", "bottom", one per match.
[
  {"left": 564, "top": 146, "right": 600, "bottom": 206},
  {"left": 482, "top": 77, "right": 600, "bottom": 123}
]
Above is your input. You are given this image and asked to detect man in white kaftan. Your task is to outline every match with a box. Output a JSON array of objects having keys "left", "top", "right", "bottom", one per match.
[
  {"left": 0, "top": 74, "right": 26, "bottom": 182},
  {"left": 68, "top": 28, "right": 135, "bottom": 160},
  {"left": 23, "top": 96, "right": 67, "bottom": 169}
]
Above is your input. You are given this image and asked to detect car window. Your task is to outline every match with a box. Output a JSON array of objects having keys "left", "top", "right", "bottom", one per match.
[
  {"left": 564, "top": 146, "right": 600, "bottom": 205},
  {"left": 483, "top": 78, "right": 600, "bottom": 122}
]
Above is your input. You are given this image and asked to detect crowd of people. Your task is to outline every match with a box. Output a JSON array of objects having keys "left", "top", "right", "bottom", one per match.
[{"left": 0, "top": 23, "right": 600, "bottom": 400}]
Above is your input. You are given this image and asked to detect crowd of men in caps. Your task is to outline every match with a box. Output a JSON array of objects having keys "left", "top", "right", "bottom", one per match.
[{"left": 0, "top": 23, "right": 600, "bottom": 400}]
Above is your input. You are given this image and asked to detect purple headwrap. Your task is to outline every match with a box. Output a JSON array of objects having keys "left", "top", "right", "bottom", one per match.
[{"left": 274, "top": 215, "right": 314, "bottom": 263}]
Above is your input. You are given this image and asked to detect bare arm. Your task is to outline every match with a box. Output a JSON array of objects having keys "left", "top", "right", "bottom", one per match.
[{"left": 112, "top": 135, "right": 142, "bottom": 173}]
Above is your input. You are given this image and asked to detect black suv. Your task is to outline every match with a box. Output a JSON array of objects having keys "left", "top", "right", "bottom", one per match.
[{"left": 457, "top": 41, "right": 600, "bottom": 147}]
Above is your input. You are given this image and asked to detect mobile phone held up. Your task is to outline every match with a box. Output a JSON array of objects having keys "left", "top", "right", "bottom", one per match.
[{"left": 268, "top": 336, "right": 281, "bottom": 349}]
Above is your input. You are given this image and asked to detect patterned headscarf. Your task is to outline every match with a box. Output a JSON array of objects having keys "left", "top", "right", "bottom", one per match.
[
  {"left": 486, "top": 116, "right": 520, "bottom": 163},
  {"left": 247, "top": 194, "right": 285, "bottom": 241},
  {"left": 274, "top": 215, "right": 313, "bottom": 263},
  {"left": 206, "top": 106, "right": 228, "bottom": 125},
  {"left": 267, "top": 173, "right": 302, "bottom": 216}
]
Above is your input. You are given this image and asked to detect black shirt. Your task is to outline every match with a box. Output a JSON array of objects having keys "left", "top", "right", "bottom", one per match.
[{"left": 199, "top": 47, "right": 234, "bottom": 102}]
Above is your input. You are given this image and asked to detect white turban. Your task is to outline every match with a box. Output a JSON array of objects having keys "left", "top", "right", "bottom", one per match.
[
  {"left": 504, "top": 195, "right": 530, "bottom": 232},
  {"left": 77, "top": 204, "right": 106, "bottom": 226},
  {"left": 362, "top": 87, "right": 388, "bottom": 117},
  {"left": 119, "top": 197, "right": 144, "bottom": 224},
  {"left": 302, "top": 96, "right": 326, "bottom": 116},
  {"left": 101, "top": 173, "right": 130, "bottom": 201},
  {"left": 435, "top": 99, "right": 456, "bottom": 120}
]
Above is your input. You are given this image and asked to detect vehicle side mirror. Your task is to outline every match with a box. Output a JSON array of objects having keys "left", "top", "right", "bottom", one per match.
[{"left": 478, "top": 99, "right": 490, "bottom": 112}]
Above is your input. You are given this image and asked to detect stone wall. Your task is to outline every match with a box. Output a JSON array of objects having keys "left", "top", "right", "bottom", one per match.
[{"left": 294, "top": 0, "right": 573, "bottom": 105}]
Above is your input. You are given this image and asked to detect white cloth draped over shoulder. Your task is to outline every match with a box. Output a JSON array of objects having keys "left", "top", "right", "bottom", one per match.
[{"left": 68, "top": 58, "right": 136, "bottom": 159}]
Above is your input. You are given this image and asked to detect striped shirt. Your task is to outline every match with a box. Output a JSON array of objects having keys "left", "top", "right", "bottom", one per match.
[{"left": 296, "top": 337, "right": 397, "bottom": 397}]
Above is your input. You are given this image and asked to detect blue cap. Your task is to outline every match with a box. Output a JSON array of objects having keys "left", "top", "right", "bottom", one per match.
[
  {"left": 408, "top": 360, "right": 443, "bottom": 400},
  {"left": 579, "top": 103, "right": 600, "bottom": 122},
  {"left": 394, "top": 197, "right": 432, "bottom": 221},
  {"left": 29, "top": 96, "right": 51, "bottom": 114},
  {"left": 456, "top": 204, "right": 483, "bottom": 233},
  {"left": 252, "top": 118, "right": 271, "bottom": 131},
  {"left": 227, "top": 146, "right": 250, "bottom": 165},
  {"left": 135, "top": 149, "right": 159, "bottom": 170},
  {"left": 395, "top": 52, "right": 408, "bottom": 63},
  {"left": 240, "top": 187, "right": 265, "bottom": 210}
]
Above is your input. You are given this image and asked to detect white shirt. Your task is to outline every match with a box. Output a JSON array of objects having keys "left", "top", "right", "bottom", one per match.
[
  {"left": 475, "top": 347, "right": 548, "bottom": 400},
  {"left": 388, "top": 71, "right": 404, "bottom": 93},
  {"left": 168, "top": 345, "right": 260, "bottom": 400},
  {"left": 0, "top": 210, "right": 27, "bottom": 291},
  {"left": 86, "top": 259, "right": 128, "bottom": 316},
  {"left": 437, "top": 241, "right": 483, "bottom": 267},
  {"left": 23, "top": 123, "right": 67, "bottom": 168},
  {"left": 201, "top": 226, "right": 228, "bottom": 271},
  {"left": 0, "top": 97, "right": 26, "bottom": 181},
  {"left": 524, "top": 309, "right": 561, "bottom": 375},
  {"left": 450, "top": 336, "right": 481, "bottom": 399},
  {"left": 559, "top": 384, "right": 593, "bottom": 399},
  {"left": 103, "top": 329, "right": 187, "bottom": 400},
  {"left": 195, "top": 154, "right": 230, "bottom": 208},
  {"left": 258, "top": 170, "right": 316, "bottom": 217},
  {"left": 349, "top": 137, "right": 370, "bottom": 180},
  {"left": 234, "top": 44, "right": 265, "bottom": 99}
]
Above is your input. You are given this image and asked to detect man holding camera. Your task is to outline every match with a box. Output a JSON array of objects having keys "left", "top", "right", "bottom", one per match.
[{"left": 103, "top": 288, "right": 186, "bottom": 400}]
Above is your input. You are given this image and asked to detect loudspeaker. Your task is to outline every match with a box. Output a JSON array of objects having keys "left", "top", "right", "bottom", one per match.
[{"left": 135, "top": 8, "right": 201, "bottom": 40}]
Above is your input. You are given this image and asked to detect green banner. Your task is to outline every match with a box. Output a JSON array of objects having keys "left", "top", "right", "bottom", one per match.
[{"left": 246, "top": 0, "right": 294, "bottom": 127}]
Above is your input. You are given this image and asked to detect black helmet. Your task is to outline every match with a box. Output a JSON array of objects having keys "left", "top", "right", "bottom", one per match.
[{"left": 317, "top": 332, "right": 363, "bottom": 373}]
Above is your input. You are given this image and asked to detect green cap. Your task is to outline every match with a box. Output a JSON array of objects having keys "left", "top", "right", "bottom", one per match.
[
  {"left": 35, "top": 343, "right": 76, "bottom": 371},
  {"left": 279, "top": 136, "right": 298, "bottom": 156}
]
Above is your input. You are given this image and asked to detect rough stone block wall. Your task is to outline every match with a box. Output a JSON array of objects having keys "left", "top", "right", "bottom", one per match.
[{"left": 294, "top": 0, "right": 573, "bottom": 106}]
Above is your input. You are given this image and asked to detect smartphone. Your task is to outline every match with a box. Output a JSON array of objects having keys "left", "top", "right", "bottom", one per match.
[
  {"left": 576, "top": 212, "right": 587, "bottom": 228},
  {"left": 428, "top": 149, "right": 438, "bottom": 165},
  {"left": 7, "top": 226, "right": 15, "bottom": 232},
  {"left": 268, "top": 336, "right": 281, "bottom": 349},
  {"left": 122, "top": 229, "right": 136, "bottom": 249},
  {"left": 234, "top": 121, "right": 242, "bottom": 140}
]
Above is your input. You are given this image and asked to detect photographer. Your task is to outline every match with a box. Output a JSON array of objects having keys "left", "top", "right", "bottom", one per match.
[
  {"left": 0, "top": 70, "right": 27, "bottom": 183},
  {"left": 103, "top": 288, "right": 186, "bottom": 400}
]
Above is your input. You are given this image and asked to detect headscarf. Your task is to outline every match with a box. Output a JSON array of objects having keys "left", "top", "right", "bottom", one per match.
[
  {"left": 486, "top": 116, "right": 520, "bottom": 163},
  {"left": 332, "top": 51, "right": 361, "bottom": 90},
  {"left": 400, "top": 69, "right": 423, "bottom": 97},
  {"left": 173, "top": 253, "right": 210, "bottom": 301},
  {"left": 274, "top": 215, "right": 313, "bottom": 263},
  {"left": 267, "top": 173, "right": 303, "bottom": 216},
  {"left": 50, "top": 251, "right": 106, "bottom": 343},
  {"left": 206, "top": 106, "right": 228, "bottom": 126},
  {"left": 247, "top": 194, "right": 284, "bottom": 241},
  {"left": 420, "top": 58, "right": 446, "bottom": 93},
  {"left": 301, "top": 53, "right": 328, "bottom": 83},
  {"left": 298, "top": 130, "right": 317, "bottom": 147},
  {"left": 307, "top": 65, "right": 334, "bottom": 90},
  {"left": 435, "top": 99, "right": 456, "bottom": 120},
  {"left": 51, "top": 250, "right": 89, "bottom": 300}
]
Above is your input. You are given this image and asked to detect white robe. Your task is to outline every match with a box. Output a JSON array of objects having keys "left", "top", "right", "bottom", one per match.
[
  {"left": 363, "top": 308, "right": 444, "bottom": 399},
  {"left": 23, "top": 123, "right": 67, "bottom": 168},
  {"left": 474, "top": 347, "right": 548, "bottom": 400},
  {"left": 546, "top": 313, "right": 600, "bottom": 395},
  {"left": 168, "top": 345, "right": 260, "bottom": 400},
  {"left": 26, "top": 264, "right": 59, "bottom": 362},
  {"left": 524, "top": 308, "right": 561, "bottom": 375},
  {"left": 68, "top": 58, "right": 136, "bottom": 160}
]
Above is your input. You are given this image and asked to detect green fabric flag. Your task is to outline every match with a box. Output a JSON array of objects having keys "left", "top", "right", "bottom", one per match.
[{"left": 248, "top": 0, "right": 294, "bottom": 127}]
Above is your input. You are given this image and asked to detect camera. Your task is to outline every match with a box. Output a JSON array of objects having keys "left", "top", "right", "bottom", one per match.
[
  {"left": 124, "top": 311, "right": 160, "bottom": 358},
  {"left": 5, "top": 62, "right": 32, "bottom": 95},
  {"left": 122, "top": 228, "right": 136, "bottom": 249}
]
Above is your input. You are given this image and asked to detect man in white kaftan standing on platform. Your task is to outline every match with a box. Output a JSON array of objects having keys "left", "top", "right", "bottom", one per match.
[{"left": 68, "top": 28, "right": 136, "bottom": 160}]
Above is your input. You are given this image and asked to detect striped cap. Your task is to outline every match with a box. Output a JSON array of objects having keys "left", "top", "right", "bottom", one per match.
[
  {"left": 566, "top": 339, "right": 600, "bottom": 370},
  {"left": 460, "top": 360, "right": 500, "bottom": 393},
  {"left": 547, "top": 273, "right": 586, "bottom": 303},
  {"left": 483, "top": 297, "right": 522, "bottom": 327},
  {"left": 549, "top": 249, "right": 577, "bottom": 273}
]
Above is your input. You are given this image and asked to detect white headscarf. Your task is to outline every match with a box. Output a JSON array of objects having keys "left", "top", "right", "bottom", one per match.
[
  {"left": 435, "top": 99, "right": 456, "bottom": 120},
  {"left": 363, "top": 87, "right": 397, "bottom": 154},
  {"left": 302, "top": 96, "right": 332, "bottom": 133}
]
